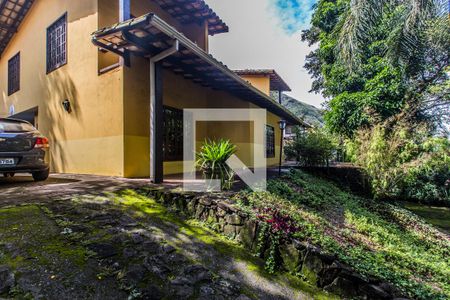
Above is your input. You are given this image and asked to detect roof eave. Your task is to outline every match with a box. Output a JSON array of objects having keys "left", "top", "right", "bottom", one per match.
[
  {"left": 92, "top": 14, "right": 308, "bottom": 127},
  {"left": 151, "top": 15, "right": 304, "bottom": 125}
]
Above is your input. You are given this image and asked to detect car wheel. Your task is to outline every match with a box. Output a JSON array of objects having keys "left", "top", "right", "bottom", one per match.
[
  {"left": 3, "top": 173, "right": 14, "bottom": 178},
  {"left": 32, "top": 169, "right": 49, "bottom": 182}
]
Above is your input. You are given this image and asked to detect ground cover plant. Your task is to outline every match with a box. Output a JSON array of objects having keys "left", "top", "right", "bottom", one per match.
[{"left": 235, "top": 169, "right": 450, "bottom": 299}]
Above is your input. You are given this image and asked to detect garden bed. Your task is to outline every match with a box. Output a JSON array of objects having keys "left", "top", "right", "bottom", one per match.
[{"left": 146, "top": 169, "right": 449, "bottom": 300}]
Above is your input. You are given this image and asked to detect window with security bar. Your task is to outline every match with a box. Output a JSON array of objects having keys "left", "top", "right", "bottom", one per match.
[
  {"left": 266, "top": 125, "right": 275, "bottom": 158},
  {"left": 47, "top": 14, "right": 67, "bottom": 73},
  {"left": 8, "top": 52, "right": 20, "bottom": 95},
  {"left": 163, "top": 106, "right": 184, "bottom": 161}
]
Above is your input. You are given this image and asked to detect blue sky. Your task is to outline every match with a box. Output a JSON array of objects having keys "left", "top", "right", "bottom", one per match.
[
  {"left": 269, "top": 0, "right": 317, "bottom": 34},
  {"left": 208, "top": 0, "right": 324, "bottom": 108}
]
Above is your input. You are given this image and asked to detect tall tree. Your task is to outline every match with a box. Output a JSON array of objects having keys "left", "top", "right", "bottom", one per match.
[{"left": 303, "top": 0, "right": 449, "bottom": 136}]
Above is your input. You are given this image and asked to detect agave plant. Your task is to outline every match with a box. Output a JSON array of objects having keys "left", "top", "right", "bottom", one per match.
[{"left": 196, "top": 139, "right": 237, "bottom": 190}]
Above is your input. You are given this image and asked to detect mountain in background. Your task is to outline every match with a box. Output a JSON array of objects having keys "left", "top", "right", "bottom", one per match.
[{"left": 271, "top": 92, "right": 324, "bottom": 127}]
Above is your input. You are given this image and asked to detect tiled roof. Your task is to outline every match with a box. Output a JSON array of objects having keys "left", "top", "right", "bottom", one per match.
[
  {"left": 0, "top": 0, "right": 227, "bottom": 57},
  {"left": 92, "top": 14, "right": 306, "bottom": 126},
  {"left": 0, "top": 0, "right": 34, "bottom": 56},
  {"left": 234, "top": 69, "right": 291, "bottom": 92},
  {"left": 154, "top": 0, "right": 228, "bottom": 36}
]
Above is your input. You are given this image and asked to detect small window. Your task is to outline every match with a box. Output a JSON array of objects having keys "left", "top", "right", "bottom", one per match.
[
  {"left": 8, "top": 53, "right": 20, "bottom": 95},
  {"left": 265, "top": 125, "right": 275, "bottom": 158},
  {"left": 47, "top": 14, "right": 67, "bottom": 73},
  {"left": 163, "top": 106, "right": 184, "bottom": 161}
]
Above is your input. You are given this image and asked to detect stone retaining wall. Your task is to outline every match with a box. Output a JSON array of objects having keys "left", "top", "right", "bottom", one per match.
[{"left": 146, "top": 188, "right": 408, "bottom": 300}]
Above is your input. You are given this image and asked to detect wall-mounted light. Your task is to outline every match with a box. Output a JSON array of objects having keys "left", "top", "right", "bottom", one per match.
[{"left": 62, "top": 99, "right": 72, "bottom": 113}]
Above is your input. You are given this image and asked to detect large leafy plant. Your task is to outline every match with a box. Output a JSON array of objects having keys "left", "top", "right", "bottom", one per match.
[{"left": 196, "top": 139, "right": 236, "bottom": 190}]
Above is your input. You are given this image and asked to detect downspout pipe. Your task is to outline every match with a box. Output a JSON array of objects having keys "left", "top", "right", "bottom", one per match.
[{"left": 149, "top": 40, "right": 179, "bottom": 182}]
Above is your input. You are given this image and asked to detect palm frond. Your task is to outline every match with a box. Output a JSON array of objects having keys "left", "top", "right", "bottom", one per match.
[
  {"left": 337, "top": 0, "right": 385, "bottom": 70},
  {"left": 337, "top": 0, "right": 446, "bottom": 70}
]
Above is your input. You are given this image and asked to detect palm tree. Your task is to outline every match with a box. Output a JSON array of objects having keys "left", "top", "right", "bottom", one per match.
[{"left": 337, "top": 0, "right": 448, "bottom": 69}]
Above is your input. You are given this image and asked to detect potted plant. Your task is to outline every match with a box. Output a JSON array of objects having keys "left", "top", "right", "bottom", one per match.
[{"left": 196, "top": 139, "right": 237, "bottom": 191}]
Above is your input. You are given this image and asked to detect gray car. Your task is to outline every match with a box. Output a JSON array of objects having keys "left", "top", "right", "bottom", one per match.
[{"left": 0, "top": 118, "right": 50, "bottom": 181}]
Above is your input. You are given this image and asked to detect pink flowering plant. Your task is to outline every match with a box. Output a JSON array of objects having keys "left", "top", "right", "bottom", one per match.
[
  {"left": 255, "top": 207, "right": 299, "bottom": 238},
  {"left": 233, "top": 191, "right": 302, "bottom": 274}
]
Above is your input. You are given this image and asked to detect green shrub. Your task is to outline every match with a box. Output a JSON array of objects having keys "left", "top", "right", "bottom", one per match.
[
  {"left": 196, "top": 139, "right": 236, "bottom": 190},
  {"left": 285, "top": 128, "right": 336, "bottom": 166},
  {"left": 349, "top": 122, "right": 450, "bottom": 204},
  {"left": 403, "top": 138, "right": 450, "bottom": 202}
]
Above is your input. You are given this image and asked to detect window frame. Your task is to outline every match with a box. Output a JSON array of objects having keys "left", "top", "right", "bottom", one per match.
[
  {"left": 46, "top": 13, "right": 68, "bottom": 74},
  {"left": 163, "top": 105, "right": 184, "bottom": 161},
  {"left": 265, "top": 124, "right": 275, "bottom": 158},
  {"left": 7, "top": 52, "right": 20, "bottom": 96}
]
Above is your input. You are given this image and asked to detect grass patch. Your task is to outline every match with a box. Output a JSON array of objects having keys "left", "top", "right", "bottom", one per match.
[{"left": 235, "top": 170, "right": 450, "bottom": 300}]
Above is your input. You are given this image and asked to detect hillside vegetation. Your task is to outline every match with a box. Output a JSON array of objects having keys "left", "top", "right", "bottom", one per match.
[
  {"left": 236, "top": 170, "right": 450, "bottom": 299},
  {"left": 271, "top": 92, "right": 324, "bottom": 127}
]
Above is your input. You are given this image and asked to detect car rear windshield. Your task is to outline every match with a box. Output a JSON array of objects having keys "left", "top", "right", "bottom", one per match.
[{"left": 0, "top": 120, "right": 35, "bottom": 133}]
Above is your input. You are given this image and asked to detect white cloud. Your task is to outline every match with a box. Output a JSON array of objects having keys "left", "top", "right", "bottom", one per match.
[
  {"left": 207, "top": 0, "right": 325, "bottom": 108},
  {"left": 268, "top": 0, "right": 317, "bottom": 34}
]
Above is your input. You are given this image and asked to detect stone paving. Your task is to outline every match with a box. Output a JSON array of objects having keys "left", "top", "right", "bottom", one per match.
[
  {"left": 0, "top": 174, "right": 156, "bottom": 206},
  {"left": 0, "top": 174, "right": 317, "bottom": 300}
]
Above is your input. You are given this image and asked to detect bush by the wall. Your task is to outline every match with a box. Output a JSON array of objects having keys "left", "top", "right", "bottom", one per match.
[
  {"left": 285, "top": 128, "right": 336, "bottom": 167},
  {"left": 348, "top": 122, "right": 450, "bottom": 205}
]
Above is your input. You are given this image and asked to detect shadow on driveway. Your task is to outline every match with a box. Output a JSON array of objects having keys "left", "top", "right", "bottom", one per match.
[
  {"left": 0, "top": 174, "right": 155, "bottom": 207},
  {"left": 0, "top": 175, "right": 79, "bottom": 187}
]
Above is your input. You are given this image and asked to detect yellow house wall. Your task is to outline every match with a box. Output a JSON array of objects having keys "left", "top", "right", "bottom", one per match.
[
  {"left": 122, "top": 55, "right": 150, "bottom": 178},
  {"left": 267, "top": 111, "right": 283, "bottom": 167},
  {"left": 98, "top": 0, "right": 120, "bottom": 70},
  {"left": 97, "top": 0, "right": 207, "bottom": 178},
  {"left": 0, "top": 0, "right": 125, "bottom": 176},
  {"left": 0, "top": 0, "right": 283, "bottom": 178},
  {"left": 239, "top": 75, "right": 271, "bottom": 96},
  {"left": 123, "top": 65, "right": 284, "bottom": 177},
  {"left": 158, "top": 71, "right": 283, "bottom": 176}
]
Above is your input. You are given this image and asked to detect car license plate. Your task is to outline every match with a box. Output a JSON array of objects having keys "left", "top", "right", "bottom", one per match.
[{"left": 0, "top": 158, "right": 14, "bottom": 166}]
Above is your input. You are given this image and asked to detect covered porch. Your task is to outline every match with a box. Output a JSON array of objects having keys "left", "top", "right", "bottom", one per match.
[{"left": 91, "top": 13, "right": 303, "bottom": 183}]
